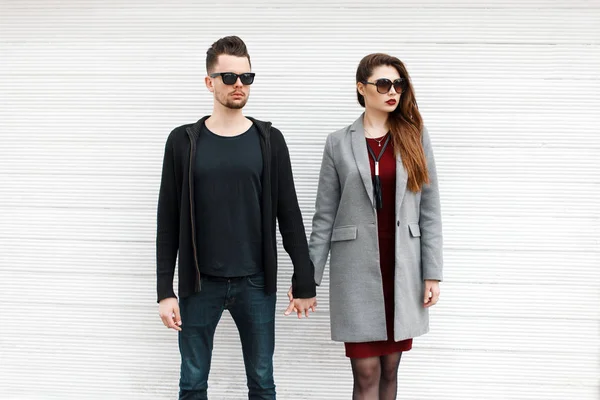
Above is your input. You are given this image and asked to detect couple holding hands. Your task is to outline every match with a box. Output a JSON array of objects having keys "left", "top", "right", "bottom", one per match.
[{"left": 156, "top": 35, "right": 443, "bottom": 400}]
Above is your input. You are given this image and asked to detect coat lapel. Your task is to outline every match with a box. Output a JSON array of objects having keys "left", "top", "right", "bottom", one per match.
[
  {"left": 350, "top": 114, "right": 410, "bottom": 211},
  {"left": 395, "top": 152, "right": 409, "bottom": 214},
  {"left": 350, "top": 115, "right": 375, "bottom": 207}
]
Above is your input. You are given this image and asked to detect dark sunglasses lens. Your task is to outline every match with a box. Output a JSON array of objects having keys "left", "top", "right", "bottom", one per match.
[
  {"left": 240, "top": 73, "right": 255, "bottom": 85},
  {"left": 393, "top": 79, "right": 405, "bottom": 92},
  {"left": 221, "top": 73, "right": 238, "bottom": 85},
  {"left": 376, "top": 79, "right": 393, "bottom": 94}
]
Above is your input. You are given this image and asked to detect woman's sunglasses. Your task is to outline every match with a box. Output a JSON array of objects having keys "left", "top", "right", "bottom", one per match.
[
  {"left": 209, "top": 72, "right": 255, "bottom": 85},
  {"left": 362, "top": 78, "right": 406, "bottom": 94}
]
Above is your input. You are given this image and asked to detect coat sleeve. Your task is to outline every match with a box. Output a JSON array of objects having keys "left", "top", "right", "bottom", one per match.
[
  {"left": 419, "top": 126, "right": 444, "bottom": 281},
  {"left": 309, "top": 134, "right": 341, "bottom": 286}
]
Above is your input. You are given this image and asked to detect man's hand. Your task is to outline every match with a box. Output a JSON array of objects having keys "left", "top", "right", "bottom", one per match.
[
  {"left": 424, "top": 280, "right": 441, "bottom": 308},
  {"left": 159, "top": 297, "right": 182, "bottom": 331},
  {"left": 284, "top": 286, "right": 317, "bottom": 318}
]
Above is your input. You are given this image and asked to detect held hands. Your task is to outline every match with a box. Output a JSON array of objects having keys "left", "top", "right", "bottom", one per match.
[
  {"left": 159, "top": 297, "right": 182, "bottom": 331},
  {"left": 284, "top": 286, "right": 317, "bottom": 318},
  {"left": 424, "top": 280, "right": 441, "bottom": 308}
]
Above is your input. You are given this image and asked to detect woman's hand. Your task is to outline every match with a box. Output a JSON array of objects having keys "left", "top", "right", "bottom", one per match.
[{"left": 424, "top": 280, "right": 440, "bottom": 308}]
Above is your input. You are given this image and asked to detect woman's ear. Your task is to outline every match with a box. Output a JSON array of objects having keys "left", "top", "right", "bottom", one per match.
[{"left": 357, "top": 82, "right": 365, "bottom": 97}]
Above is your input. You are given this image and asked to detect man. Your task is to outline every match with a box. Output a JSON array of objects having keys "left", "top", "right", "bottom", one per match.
[{"left": 156, "top": 36, "right": 317, "bottom": 400}]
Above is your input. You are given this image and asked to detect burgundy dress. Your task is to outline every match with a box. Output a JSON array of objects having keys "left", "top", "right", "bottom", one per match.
[{"left": 344, "top": 136, "right": 413, "bottom": 358}]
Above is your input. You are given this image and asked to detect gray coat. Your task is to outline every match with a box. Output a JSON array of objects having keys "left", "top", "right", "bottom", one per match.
[{"left": 308, "top": 114, "right": 443, "bottom": 342}]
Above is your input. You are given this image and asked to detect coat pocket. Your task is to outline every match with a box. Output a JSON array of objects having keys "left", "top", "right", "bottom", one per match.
[
  {"left": 408, "top": 223, "right": 421, "bottom": 237},
  {"left": 331, "top": 225, "right": 358, "bottom": 242}
]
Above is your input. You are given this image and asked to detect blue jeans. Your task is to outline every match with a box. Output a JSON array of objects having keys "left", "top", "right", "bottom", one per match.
[{"left": 178, "top": 273, "right": 277, "bottom": 400}]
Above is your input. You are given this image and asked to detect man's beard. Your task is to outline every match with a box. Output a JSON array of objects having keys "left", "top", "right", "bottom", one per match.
[{"left": 217, "top": 93, "right": 248, "bottom": 110}]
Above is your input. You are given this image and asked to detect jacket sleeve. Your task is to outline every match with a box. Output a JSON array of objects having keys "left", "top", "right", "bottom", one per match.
[
  {"left": 156, "top": 132, "right": 180, "bottom": 302},
  {"left": 308, "top": 134, "right": 340, "bottom": 286},
  {"left": 274, "top": 129, "right": 316, "bottom": 299},
  {"left": 419, "top": 126, "right": 444, "bottom": 281}
]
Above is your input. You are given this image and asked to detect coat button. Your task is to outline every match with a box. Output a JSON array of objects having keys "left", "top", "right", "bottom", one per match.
[{"left": 397, "top": 221, "right": 400, "bottom": 226}]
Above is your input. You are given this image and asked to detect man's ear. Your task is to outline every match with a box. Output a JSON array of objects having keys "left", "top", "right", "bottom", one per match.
[{"left": 205, "top": 75, "right": 215, "bottom": 93}]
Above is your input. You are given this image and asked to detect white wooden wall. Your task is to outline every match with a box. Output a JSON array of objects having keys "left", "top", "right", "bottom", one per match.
[{"left": 1, "top": 1, "right": 598, "bottom": 399}]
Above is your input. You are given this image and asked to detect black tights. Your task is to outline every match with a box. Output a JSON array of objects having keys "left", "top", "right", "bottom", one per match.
[{"left": 350, "top": 352, "right": 403, "bottom": 400}]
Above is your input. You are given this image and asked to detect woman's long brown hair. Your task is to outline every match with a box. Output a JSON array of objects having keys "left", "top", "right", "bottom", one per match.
[{"left": 356, "top": 53, "right": 429, "bottom": 192}]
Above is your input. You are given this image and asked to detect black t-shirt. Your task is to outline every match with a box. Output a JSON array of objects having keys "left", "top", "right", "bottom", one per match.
[{"left": 194, "top": 122, "right": 263, "bottom": 277}]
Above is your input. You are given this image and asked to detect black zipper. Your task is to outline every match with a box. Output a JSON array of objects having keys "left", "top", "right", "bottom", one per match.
[
  {"left": 187, "top": 129, "right": 201, "bottom": 292},
  {"left": 261, "top": 123, "right": 273, "bottom": 251}
]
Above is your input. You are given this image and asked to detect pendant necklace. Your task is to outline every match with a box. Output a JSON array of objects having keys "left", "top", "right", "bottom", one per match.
[{"left": 365, "top": 128, "right": 388, "bottom": 147}]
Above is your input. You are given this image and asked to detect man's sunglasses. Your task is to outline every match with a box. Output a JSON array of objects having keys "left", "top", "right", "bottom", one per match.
[
  {"left": 362, "top": 78, "right": 406, "bottom": 94},
  {"left": 209, "top": 72, "right": 255, "bottom": 85}
]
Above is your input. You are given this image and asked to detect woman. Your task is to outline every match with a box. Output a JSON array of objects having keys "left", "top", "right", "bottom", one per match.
[{"left": 308, "top": 53, "right": 443, "bottom": 399}]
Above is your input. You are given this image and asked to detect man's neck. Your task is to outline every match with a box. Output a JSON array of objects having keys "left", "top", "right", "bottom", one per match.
[{"left": 206, "top": 106, "right": 251, "bottom": 137}]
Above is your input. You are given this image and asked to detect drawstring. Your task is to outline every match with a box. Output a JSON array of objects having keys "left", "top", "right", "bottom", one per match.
[{"left": 366, "top": 134, "right": 391, "bottom": 209}]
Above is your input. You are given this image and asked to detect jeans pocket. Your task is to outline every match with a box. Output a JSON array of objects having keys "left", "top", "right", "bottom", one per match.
[{"left": 246, "top": 273, "right": 266, "bottom": 289}]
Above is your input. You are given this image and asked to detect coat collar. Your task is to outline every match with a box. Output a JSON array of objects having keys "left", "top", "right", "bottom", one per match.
[{"left": 349, "top": 113, "right": 408, "bottom": 210}]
